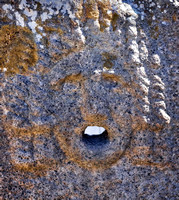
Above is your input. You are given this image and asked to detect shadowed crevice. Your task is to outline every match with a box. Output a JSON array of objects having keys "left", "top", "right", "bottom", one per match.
[{"left": 82, "top": 130, "right": 109, "bottom": 147}]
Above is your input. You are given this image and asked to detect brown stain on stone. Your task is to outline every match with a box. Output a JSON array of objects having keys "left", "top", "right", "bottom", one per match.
[
  {"left": 43, "top": 26, "right": 63, "bottom": 36},
  {"left": 0, "top": 25, "right": 38, "bottom": 75},
  {"left": 98, "top": 0, "right": 112, "bottom": 31},
  {"left": 76, "top": 0, "right": 112, "bottom": 31},
  {"left": 51, "top": 73, "right": 84, "bottom": 91},
  {"left": 132, "top": 159, "right": 172, "bottom": 170},
  {"left": 111, "top": 13, "right": 119, "bottom": 31},
  {"left": 102, "top": 52, "right": 117, "bottom": 69},
  {"left": 84, "top": 0, "right": 99, "bottom": 20},
  {"left": 4, "top": 124, "right": 51, "bottom": 137},
  {"left": 172, "top": 14, "right": 177, "bottom": 22},
  {"left": 12, "top": 158, "right": 58, "bottom": 176}
]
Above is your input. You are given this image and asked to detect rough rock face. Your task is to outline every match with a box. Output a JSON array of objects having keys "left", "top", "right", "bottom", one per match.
[{"left": 0, "top": 0, "right": 178, "bottom": 199}]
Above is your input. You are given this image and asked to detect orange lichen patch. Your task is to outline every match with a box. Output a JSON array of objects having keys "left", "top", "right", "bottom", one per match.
[
  {"left": 51, "top": 73, "right": 84, "bottom": 90},
  {"left": 43, "top": 26, "right": 63, "bottom": 36},
  {"left": 132, "top": 160, "right": 172, "bottom": 170},
  {"left": 80, "top": 113, "right": 108, "bottom": 123},
  {"left": 131, "top": 146, "right": 151, "bottom": 155},
  {"left": 83, "top": 0, "right": 112, "bottom": 20},
  {"left": 131, "top": 116, "right": 149, "bottom": 131},
  {"left": 98, "top": 0, "right": 112, "bottom": 31},
  {"left": 111, "top": 13, "right": 119, "bottom": 31},
  {"left": 102, "top": 73, "right": 127, "bottom": 86},
  {"left": 98, "top": 0, "right": 112, "bottom": 19},
  {"left": 102, "top": 52, "right": 117, "bottom": 60},
  {"left": 4, "top": 124, "right": 51, "bottom": 138},
  {"left": 75, "top": 0, "right": 83, "bottom": 19},
  {"left": 76, "top": 0, "right": 112, "bottom": 31},
  {"left": 0, "top": 25, "right": 38, "bottom": 75},
  {"left": 103, "top": 60, "right": 113, "bottom": 69},
  {"left": 84, "top": 0, "right": 99, "bottom": 20},
  {"left": 149, "top": 123, "right": 166, "bottom": 132},
  {"left": 147, "top": 17, "right": 160, "bottom": 40},
  {"left": 12, "top": 158, "right": 58, "bottom": 176}
]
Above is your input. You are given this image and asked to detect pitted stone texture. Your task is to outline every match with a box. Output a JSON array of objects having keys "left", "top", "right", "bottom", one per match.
[{"left": 0, "top": 0, "right": 178, "bottom": 199}]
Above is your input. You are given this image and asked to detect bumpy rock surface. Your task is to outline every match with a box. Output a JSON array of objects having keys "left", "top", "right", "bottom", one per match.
[{"left": 0, "top": 0, "right": 178, "bottom": 199}]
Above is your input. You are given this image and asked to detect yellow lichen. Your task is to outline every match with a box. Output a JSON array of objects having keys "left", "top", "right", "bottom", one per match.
[
  {"left": 111, "top": 13, "right": 119, "bottom": 31},
  {"left": 43, "top": 26, "right": 63, "bottom": 36},
  {"left": 12, "top": 158, "right": 59, "bottom": 176},
  {"left": 0, "top": 25, "right": 38, "bottom": 75},
  {"left": 76, "top": 0, "right": 112, "bottom": 31},
  {"left": 75, "top": 0, "right": 83, "bottom": 19},
  {"left": 98, "top": 0, "right": 112, "bottom": 31},
  {"left": 84, "top": 0, "right": 99, "bottom": 20}
]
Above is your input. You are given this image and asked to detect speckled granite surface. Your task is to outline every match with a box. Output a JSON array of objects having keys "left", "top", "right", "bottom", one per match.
[{"left": 0, "top": 0, "right": 178, "bottom": 199}]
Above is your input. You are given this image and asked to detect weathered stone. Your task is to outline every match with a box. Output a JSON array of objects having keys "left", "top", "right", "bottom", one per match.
[{"left": 0, "top": 0, "right": 178, "bottom": 199}]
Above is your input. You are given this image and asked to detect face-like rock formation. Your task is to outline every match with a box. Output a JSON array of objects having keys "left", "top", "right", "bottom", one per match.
[
  {"left": 1, "top": 0, "right": 171, "bottom": 172},
  {"left": 1, "top": 0, "right": 177, "bottom": 199},
  {"left": 51, "top": 55, "right": 133, "bottom": 169}
]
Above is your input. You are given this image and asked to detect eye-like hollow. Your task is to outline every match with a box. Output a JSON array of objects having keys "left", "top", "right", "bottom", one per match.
[
  {"left": 102, "top": 73, "right": 128, "bottom": 91},
  {"left": 82, "top": 126, "right": 109, "bottom": 147},
  {"left": 50, "top": 73, "right": 84, "bottom": 91},
  {"left": 62, "top": 82, "right": 80, "bottom": 94},
  {"left": 104, "top": 80, "right": 118, "bottom": 90}
]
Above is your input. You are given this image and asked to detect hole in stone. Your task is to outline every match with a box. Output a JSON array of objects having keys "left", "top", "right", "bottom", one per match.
[{"left": 82, "top": 126, "right": 109, "bottom": 147}]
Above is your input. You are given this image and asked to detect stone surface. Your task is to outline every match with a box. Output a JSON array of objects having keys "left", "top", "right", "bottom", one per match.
[{"left": 0, "top": 0, "right": 178, "bottom": 199}]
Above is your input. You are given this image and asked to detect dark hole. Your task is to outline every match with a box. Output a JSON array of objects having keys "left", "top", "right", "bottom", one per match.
[{"left": 82, "top": 130, "right": 109, "bottom": 148}]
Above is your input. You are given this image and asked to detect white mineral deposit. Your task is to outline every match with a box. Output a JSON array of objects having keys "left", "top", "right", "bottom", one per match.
[{"left": 84, "top": 126, "right": 106, "bottom": 136}]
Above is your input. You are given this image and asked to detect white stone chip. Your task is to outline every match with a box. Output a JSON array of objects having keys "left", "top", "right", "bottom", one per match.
[
  {"left": 19, "top": 0, "right": 27, "bottom": 10},
  {"left": 36, "top": 34, "right": 42, "bottom": 41},
  {"left": 28, "top": 21, "right": 38, "bottom": 33},
  {"left": 84, "top": 126, "right": 105, "bottom": 136},
  {"left": 2, "top": 4, "right": 13, "bottom": 11},
  {"left": 141, "top": 15, "right": 144, "bottom": 20},
  {"left": 24, "top": 8, "right": 37, "bottom": 21},
  {"left": 41, "top": 12, "right": 49, "bottom": 22},
  {"left": 94, "top": 69, "right": 102, "bottom": 74},
  {"left": 15, "top": 12, "right": 25, "bottom": 27}
]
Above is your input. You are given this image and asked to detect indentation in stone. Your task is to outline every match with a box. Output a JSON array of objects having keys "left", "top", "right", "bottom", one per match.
[{"left": 82, "top": 126, "right": 109, "bottom": 147}]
